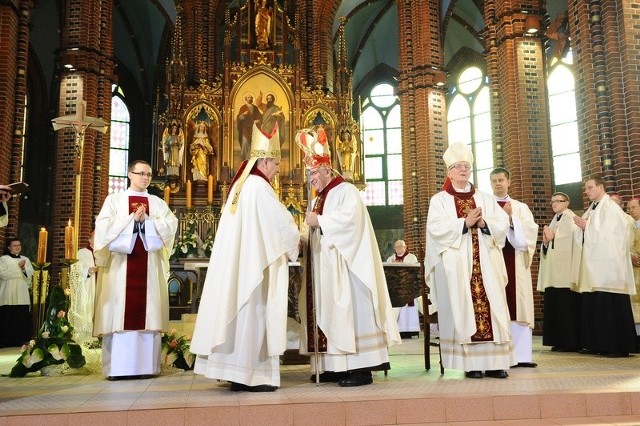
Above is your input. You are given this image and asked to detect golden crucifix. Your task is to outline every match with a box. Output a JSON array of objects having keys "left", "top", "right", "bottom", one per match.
[{"left": 51, "top": 100, "right": 108, "bottom": 257}]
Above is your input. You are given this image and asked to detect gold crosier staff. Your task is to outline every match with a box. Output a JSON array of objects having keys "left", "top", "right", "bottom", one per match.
[{"left": 305, "top": 169, "right": 321, "bottom": 386}]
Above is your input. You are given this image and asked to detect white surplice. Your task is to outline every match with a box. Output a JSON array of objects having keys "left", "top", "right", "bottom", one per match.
[
  {"left": 299, "top": 180, "right": 401, "bottom": 373},
  {"left": 94, "top": 189, "right": 178, "bottom": 377},
  {"left": 426, "top": 188, "right": 515, "bottom": 372},
  {"left": 190, "top": 174, "right": 299, "bottom": 387}
]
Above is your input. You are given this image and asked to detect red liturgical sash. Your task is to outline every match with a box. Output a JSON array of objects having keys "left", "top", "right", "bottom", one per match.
[
  {"left": 124, "top": 195, "right": 149, "bottom": 330},
  {"left": 497, "top": 200, "right": 516, "bottom": 320},
  {"left": 444, "top": 183, "right": 494, "bottom": 342}
]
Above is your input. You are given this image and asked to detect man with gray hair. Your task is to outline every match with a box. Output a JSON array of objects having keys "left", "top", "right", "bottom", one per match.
[
  {"left": 386, "top": 239, "right": 420, "bottom": 338},
  {"left": 426, "top": 142, "right": 514, "bottom": 379}
]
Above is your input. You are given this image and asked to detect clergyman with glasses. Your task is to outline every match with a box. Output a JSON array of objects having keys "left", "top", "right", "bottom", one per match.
[
  {"left": 425, "top": 142, "right": 515, "bottom": 379},
  {"left": 94, "top": 160, "right": 178, "bottom": 380},
  {"left": 536, "top": 192, "right": 581, "bottom": 352}
]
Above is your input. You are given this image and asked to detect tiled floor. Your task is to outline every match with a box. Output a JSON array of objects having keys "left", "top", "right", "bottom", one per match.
[{"left": 0, "top": 336, "right": 639, "bottom": 425}]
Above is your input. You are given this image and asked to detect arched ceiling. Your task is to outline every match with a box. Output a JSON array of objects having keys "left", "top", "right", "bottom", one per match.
[{"left": 28, "top": 1, "right": 506, "bottom": 104}]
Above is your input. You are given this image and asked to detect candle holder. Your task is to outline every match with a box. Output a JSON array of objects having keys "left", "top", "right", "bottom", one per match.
[
  {"left": 220, "top": 182, "right": 230, "bottom": 206},
  {"left": 31, "top": 261, "right": 51, "bottom": 338}
]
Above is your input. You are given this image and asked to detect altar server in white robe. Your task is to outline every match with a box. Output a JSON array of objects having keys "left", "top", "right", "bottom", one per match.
[
  {"left": 0, "top": 184, "right": 10, "bottom": 227},
  {"left": 190, "top": 123, "right": 299, "bottom": 392},
  {"left": 94, "top": 160, "right": 178, "bottom": 380},
  {"left": 386, "top": 240, "right": 420, "bottom": 338},
  {"left": 572, "top": 176, "right": 636, "bottom": 357},
  {"left": 426, "top": 142, "right": 515, "bottom": 379},
  {"left": 70, "top": 229, "right": 98, "bottom": 344},
  {"left": 490, "top": 167, "right": 539, "bottom": 367},
  {"left": 0, "top": 238, "right": 34, "bottom": 348},
  {"left": 537, "top": 192, "right": 582, "bottom": 352},
  {"left": 296, "top": 127, "right": 401, "bottom": 387}
]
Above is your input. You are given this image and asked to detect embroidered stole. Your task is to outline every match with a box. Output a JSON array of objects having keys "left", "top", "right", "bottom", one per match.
[
  {"left": 305, "top": 176, "right": 345, "bottom": 352},
  {"left": 444, "top": 183, "right": 494, "bottom": 341},
  {"left": 124, "top": 196, "right": 149, "bottom": 330},
  {"left": 497, "top": 200, "right": 516, "bottom": 320}
]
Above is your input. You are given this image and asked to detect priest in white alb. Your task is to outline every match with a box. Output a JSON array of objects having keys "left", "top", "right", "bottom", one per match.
[
  {"left": 490, "top": 167, "right": 539, "bottom": 367},
  {"left": 425, "top": 142, "right": 515, "bottom": 379},
  {"left": 94, "top": 160, "right": 178, "bottom": 380},
  {"left": 189, "top": 123, "right": 300, "bottom": 392},
  {"left": 297, "top": 127, "right": 400, "bottom": 387}
]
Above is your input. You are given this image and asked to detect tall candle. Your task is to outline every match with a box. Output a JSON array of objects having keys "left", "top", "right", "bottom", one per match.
[
  {"left": 37, "top": 228, "right": 47, "bottom": 264},
  {"left": 207, "top": 175, "right": 214, "bottom": 205},
  {"left": 186, "top": 180, "right": 192, "bottom": 209},
  {"left": 164, "top": 185, "right": 171, "bottom": 205},
  {"left": 64, "top": 219, "right": 75, "bottom": 260}
]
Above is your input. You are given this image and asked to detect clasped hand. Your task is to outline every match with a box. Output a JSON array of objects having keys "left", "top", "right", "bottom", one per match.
[
  {"left": 133, "top": 205, "right": 147, "bottom": 223},
  {"left": 465, "top": 207, "right": 485, "bottom": 228}
]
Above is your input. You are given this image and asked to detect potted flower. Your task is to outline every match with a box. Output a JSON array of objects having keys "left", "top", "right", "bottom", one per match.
[
  {"left": 202, "top": 229, "right": 215, "bottom": 258},
  {"left": 161, "top": 329, "right": 195, "bottom": 370},
  {"left": 9, "top": 286, "right": 86, "bottom": 377},
  {"left": 171, "top": 220, "right": 200, "bottom": 260}
]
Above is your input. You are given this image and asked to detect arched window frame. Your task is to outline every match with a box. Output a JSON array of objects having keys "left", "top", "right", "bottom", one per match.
[
  {"left": 546, "top": 50, "right": 581, "bottom": 186},
  {"left": 359, "top": 82, "right": 403, "bottom": 207},
  {"left": 446, "top": 65, "right": 493, "bottom": 192},
  {"left": 109, "top": 85, "right": 130, "bottom": 194}
]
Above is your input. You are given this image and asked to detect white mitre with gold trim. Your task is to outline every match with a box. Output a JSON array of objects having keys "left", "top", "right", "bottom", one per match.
[{"left": 229, "top": 122, "right": 280, "bottom": 214}]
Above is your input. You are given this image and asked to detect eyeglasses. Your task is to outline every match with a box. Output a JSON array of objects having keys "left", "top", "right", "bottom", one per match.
[
  {"left": 550, "top": 199, "right": 567, "bottom": 204},
  {"left": 130, "top": 171, "right": 153, "bottom": 178},
  {"left": 449, "top": 163, "right": 472, "bottom": 171}
]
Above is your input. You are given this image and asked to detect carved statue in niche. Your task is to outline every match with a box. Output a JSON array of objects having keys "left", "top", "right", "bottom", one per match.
[
  {"left": 162, "top": 120, "right": 185, "bottom": 176},
  {"left": 190, "top": 119, "right": 215, "bottom": 181},
  {"left": 255, "top": 0, "right": 272, "bottom": 49},
  {"left": 337, "top": 128, "right": 357, "bottom": 180}
]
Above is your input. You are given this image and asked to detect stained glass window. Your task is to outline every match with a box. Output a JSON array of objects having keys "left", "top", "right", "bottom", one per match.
[
  {"left": 360, "top": 83, "right": 403, "bottom": 206},
  {"left": 109, "top": 86, "right": 130, "bottom": 193}
]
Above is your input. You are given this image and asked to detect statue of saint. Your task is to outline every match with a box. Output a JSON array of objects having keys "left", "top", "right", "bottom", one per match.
[
  {"left": 255, "top": 0, "right": 272, "bottom": 49},
  {"left": 162, "top": 122, "right": 184, "bottom": 176},
  {"left": 190, "top": 121, "right": 215, "bottom": 181},
  {"left": 337, "top": 129, "right": 357, "bottom": 177}
]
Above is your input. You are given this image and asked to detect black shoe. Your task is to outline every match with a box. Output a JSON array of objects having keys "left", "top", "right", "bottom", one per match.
[
  {"left": 464, "top": 370, "right": 483, "bottom": 379},
  {"left": 338, "top": 371, "right": 373, "bottom": 387},
  {"left": 579, "top": 348, "right": 598, "bottom": 355},
  {"left": 230, "top": 382, "right": 278, "bottom": 392},
  {"left": 553, "top": 347, "right": 579, "bottom": 353},
  {"left": 485, "top": 370, "right": 509, "bottom": 379},
  {"left": 513, "top": 362, "right": 537, "bottom": 368},
  {"left": 603, "top": 352, "right": 629, "bottom": 358},
  {"left": 107, "top": 374, "right": 154, "bottom": 381},
  {"left": 309, "top": 371, "right": 348, "bottom": 383}
]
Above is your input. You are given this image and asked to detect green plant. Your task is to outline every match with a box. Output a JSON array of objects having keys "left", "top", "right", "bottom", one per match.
[{"left": 9, "top": 286, "right": 86, "bottom": 377}]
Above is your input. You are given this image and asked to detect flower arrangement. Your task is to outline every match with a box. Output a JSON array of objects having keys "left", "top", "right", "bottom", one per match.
[
  {"left": 9, "top": 286, "right": 86, "bottom": 377},
  {"left": 202, "top": 229, "right": 215, "bottom": 258},
  {"left": 161, "top": 329, "right": 194, "bottom": 370},
  {"left": 171, "top": 220, "right": 200, "bottom": 261}
]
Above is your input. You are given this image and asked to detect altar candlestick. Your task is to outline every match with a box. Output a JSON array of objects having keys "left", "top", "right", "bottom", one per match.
[
  {"left": 64, "top": 220, "right": 75, "bottom": 260},
  {"left": 164, "top": 185, "right": 171, "bottom": 205},
  {"left": 186, "top": 180, "right": 192, "bottom": 209},
  {"left": 37, "top": 228, "right": 47, "bottom": 264},
  {"left": 207, "top": 175, "right": 214, "bottom": 205}
]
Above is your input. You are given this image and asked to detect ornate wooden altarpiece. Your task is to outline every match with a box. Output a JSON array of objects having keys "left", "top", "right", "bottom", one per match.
[{"left": 151, "top": 1, "right": 364, "bottom": 248}]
